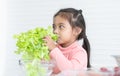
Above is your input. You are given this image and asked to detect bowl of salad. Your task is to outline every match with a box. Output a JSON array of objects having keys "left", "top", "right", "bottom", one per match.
[{"left": 19, "top": 59, "right": 54, "bottom": 76}]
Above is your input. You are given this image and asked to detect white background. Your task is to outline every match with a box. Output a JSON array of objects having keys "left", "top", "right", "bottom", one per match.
[{"left": 0, "top": 0, "right": 120, "bottom": 76}]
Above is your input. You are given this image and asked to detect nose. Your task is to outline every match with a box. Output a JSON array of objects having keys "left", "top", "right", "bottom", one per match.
[{"left": 53, "top": 28, "right": 59, "bottom": 34}]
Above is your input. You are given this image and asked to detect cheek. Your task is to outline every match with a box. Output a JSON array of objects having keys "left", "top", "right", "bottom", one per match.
[
  {"left": 62, "top": 31, "right": 73, "bottom": 38},
  {"left": 59, "top": 29, "right": 73, "bottom": 38},
  {"left": 62, "top": 30, "right": 69, "bottom": 34}
]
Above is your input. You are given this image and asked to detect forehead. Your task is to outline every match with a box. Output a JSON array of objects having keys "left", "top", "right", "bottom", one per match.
[
  {"left": 53, "top": 16, "right": 69, "bottom": 24},
  {"left": 54, "top": 15, "right": 67, "bottom": 21},
  {"left": 54, "top": 12, "right": 72, "bottom": 21}
]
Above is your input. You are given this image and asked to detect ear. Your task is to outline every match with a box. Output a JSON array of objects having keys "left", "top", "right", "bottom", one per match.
[{"left": 73, "top": 27, "right": 82, "bottom": 36}]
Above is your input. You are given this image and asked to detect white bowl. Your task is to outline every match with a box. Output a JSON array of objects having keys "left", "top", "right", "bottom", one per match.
[{"left": 19, "top": 59, "right": 53, "bottom": 76}]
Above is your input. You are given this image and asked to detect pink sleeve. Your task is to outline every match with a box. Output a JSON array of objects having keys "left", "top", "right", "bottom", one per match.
[{"left": 50, "top": 47, "right": 87, "bottom": 71}]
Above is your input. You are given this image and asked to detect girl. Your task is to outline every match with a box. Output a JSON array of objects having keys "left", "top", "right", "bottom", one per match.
[{"left": 44, "top": 8, "right": 91, "bottom": 74}]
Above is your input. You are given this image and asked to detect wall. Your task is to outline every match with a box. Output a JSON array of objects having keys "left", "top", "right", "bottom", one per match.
[
  {"left": 1, "top": 0, "right": 120, "bottom": 76},
  {"left": 0, "top": 0, "right": 7, "bottom": 76}
]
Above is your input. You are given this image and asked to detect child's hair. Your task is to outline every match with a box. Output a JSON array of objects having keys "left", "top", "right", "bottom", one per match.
[{"left": 54, "top": 8, "right": 91, "bottom": 68}]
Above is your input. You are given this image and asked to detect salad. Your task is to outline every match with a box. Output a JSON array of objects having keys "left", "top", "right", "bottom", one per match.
[{"left": 14, "top": 26, "right": 57, "bottom": 76}]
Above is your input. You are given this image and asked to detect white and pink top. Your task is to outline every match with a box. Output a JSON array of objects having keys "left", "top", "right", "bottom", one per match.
[{"left": 49, "top": 41, "right": 87, "bottom": 74}]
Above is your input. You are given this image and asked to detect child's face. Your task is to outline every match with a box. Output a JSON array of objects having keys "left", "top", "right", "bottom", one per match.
[{"left": 53, "top": 15, "right": 79, "bottom": 47}]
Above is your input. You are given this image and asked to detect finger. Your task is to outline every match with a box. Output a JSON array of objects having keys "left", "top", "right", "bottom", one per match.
[
  {"left": 43, "top": 36, "right": 49, "bottom": 41},
  {"left": 45, "top": 35, "right": 51, "bottom": 39}
]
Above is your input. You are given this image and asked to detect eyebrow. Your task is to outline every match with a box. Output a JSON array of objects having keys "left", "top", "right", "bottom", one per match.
[{"left": 53, "top": 23, "right": 64, "bottom": 26}]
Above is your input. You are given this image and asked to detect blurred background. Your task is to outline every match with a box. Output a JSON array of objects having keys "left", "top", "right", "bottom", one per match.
[{"left": 0, "top": 0, "right": 120, "bottom": 76}]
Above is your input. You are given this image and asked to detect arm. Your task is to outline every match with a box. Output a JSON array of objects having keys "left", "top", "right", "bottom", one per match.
[
  {"left": 43, "top": 36, "right": 87, "bottom": 71},
  {"left": 50, "top": 47, "right": 87, "bottom": 71}
]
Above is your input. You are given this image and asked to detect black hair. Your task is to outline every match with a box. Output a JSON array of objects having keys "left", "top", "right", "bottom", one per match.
[{"left": 54, "top": 8, "right": 91, "bottom": 68}]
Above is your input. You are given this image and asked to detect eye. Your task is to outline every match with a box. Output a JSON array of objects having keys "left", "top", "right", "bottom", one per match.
[{"left": 59, "top": 24, "right": 64, "bottom": 30}]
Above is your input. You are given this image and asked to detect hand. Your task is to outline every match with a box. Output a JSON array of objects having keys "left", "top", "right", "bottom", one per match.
[{"left": 43, "top": 35, "right": 57, "bottom": 51}]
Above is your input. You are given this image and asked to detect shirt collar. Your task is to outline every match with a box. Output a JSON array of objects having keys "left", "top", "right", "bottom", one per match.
[{"left": 58, "top": 41, "right": 79, "bottom": 53}]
